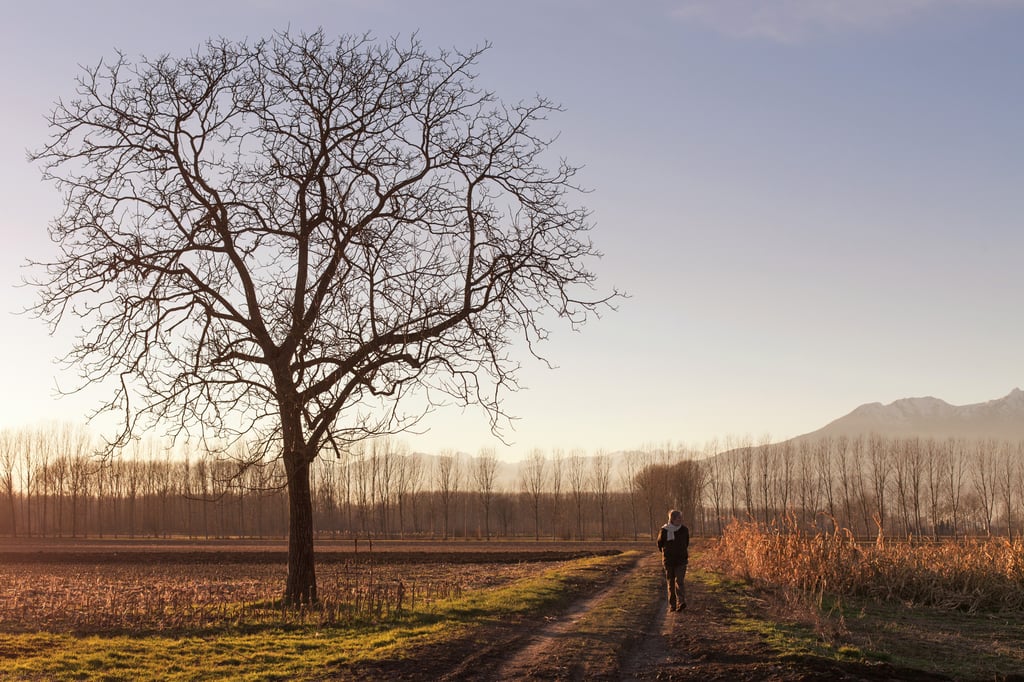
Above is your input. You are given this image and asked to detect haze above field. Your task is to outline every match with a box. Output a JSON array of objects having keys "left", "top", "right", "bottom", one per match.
[{"left": 2, "top": 1, "right": 1022, "bottom": 459}]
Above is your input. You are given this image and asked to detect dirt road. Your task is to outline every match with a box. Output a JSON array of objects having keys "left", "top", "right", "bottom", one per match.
[
  {"left": 346, "top": 549, "right": 956, "bottom": 681},
  {"left": 481, "top": 551, "right": 798, "bottom": 681},
  {"left": 445, "top": 551, "right": 948, "bottom": 681}
]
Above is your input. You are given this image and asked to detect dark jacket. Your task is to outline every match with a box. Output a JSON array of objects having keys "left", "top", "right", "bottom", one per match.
[{"left": 657, "top": 524, "right": 689, "bottom": 564}]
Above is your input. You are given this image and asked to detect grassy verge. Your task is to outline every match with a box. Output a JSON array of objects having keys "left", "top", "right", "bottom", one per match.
[
  {"left": 689, "top": 569, "right": 856, "bottom": 660},
  {"left": 831, "top": 594, "right": 1024, "bottom": 679},
  {"left": 691, "top": 567, "right": 1024, "bottom": 680},
  {"left": 0, "top": 552, "right": 637, "bottom": 681}
]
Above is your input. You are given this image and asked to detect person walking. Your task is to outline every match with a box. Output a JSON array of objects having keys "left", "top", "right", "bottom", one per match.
[{"left": 657, "top": 509, "right": 689, "bottom": 612}]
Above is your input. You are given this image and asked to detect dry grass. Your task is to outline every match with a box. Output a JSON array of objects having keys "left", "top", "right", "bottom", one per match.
[
  {"left": 0, "top": 559, "right": 543, "bottom": 634},
  {"left": 707, "top": 520, "right": 1024, "bottom": 613}
]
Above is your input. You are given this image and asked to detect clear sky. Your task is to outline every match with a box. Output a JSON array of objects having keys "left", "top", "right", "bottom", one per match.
[{"left": 1, "top": 0, "right": 1022, "bottom": 460}]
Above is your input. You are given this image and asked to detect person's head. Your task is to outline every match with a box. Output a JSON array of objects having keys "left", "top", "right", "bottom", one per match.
[{"left": 668, "top": 509, "right": 682, "bottom": 525}]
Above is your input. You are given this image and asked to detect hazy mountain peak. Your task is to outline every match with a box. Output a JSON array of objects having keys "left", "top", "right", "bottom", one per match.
[
  {"left": 889, "top": 396, "right": 953, "bottom": 416},
  {"left": 1000, "top": 387, "right": 1023, "bottom": 402},
  {"left": 803, "top": 389, "right": 1024, "bottom": 442}
]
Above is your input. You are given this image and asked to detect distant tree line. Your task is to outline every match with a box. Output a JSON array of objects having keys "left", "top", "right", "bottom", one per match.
[
  {"left": 703, "top": 434, "right": 1024, "bottom": 540},
  {"left": 1, "top": 425, "right": 1021, "bottom": 541}
]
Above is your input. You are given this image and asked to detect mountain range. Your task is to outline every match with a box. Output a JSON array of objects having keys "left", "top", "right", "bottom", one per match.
[
  {"left": 793, "top": 388, "right": 1024, "bottom": 443},
  {"left": 413, "top": 390, "right": 1024, "bottom": 485}
]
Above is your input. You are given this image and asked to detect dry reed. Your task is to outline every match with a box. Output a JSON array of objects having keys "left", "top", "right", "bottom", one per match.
[{"left": 708, "top": 520, "right": 1024, "bottom": 613}]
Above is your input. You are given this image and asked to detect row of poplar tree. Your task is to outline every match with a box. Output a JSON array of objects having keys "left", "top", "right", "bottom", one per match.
[{"left": 1, "top": 425, "right": 1021, "bottom": 541}]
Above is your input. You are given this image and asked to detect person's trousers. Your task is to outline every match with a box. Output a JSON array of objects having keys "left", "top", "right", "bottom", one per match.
[{"left": 664, "top": 560, "right": 687, "bottom": 608}]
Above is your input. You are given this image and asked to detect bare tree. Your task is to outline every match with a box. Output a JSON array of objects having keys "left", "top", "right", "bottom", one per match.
[
  {"left": 850, "top": 436, "right": 873, "bottom": 536},
  {"left": 703, "top": 439, "right": 727, "bottom": 534},
  {"left": 997, "top": 442, "right": 1019, "bottom": 538},
  {"left": 892, "top": 437, "right": 924, "bottom": 538},
  {"left": 633, "top": 449, "right": 659, "bottom": 537},
  {"left": 970, "top": 439, "right": 999, "bottom": 536},
  {"left": 756, "top": 435, "right": 775, "bottom": 525},
  {"left": 738, "top": 438, "right": 755, "bottom": 523},
  {"left": 18, "top": 429, "right": 38, "bottom": 536},
  {"left": 794, "top": 439, "right": 818, "bottom": 528},
  {"left": 834, "top": 435, "right": 854, "bottom": 532},
  {"left": 668, "top": 458, "right": 705, "bottom": 535},
  {"left": 867, "top": 435, "right": 893, "bottom": 539},
  {"left": 1013, "top": 442, "right": 1024, "bottom": 539},
  {"left": 472, "top": 447, "right": 499, "bottom": 540},
  {"left": 31, "top": 30, "right": 613, "bottom": 602},
  {"left": 195, "top": 450, "right": 212, "bottom": 540},
  {"left": 62, "top": 425, "right": 94, "bottom": 538},
  {"left": 372, "top": 438, "right": 399, "bottom": 538},
  {"left": 394, "top": 448, "right": 422, "bottom": 538},
  {"left": 946, "top": 438, "right": 969, "bottom": 540},
  {"left": 0, "top": 430, "right": 19, "bottom": 536},
  {"left": 434, "top": 450, "right": 461, "bottom": 540},
  {"left": 776, "top": 439, "right": 794, "bottom": 521},
  {"left": 549, "top": 449, "right": 564, "bottom": 538},
  {"left": 50, "top": 449, "right": 69, "bottom": 537},
  {"left": 619, "top": 451, "right": 642, "bottom": 540},
  {"left": 351, "top": 444, "right": 372, "bottom": 537},
  {"left": 312, "top": 457, "right": 338, "bottom": 536},
  {"left": 37, "top": 429, "right": 52, "bottom": 536},
  {"left": 592, "top": 451, "right": 613, "bottom": 540},
  {"left": 723, "top": 436, "right": 743, "bottom": 525},
  {"left": 813, "top": 436, "right": 835, "bottom": 528},
  {"left": 567, "top": 449, "right": 587, "bottom": 540},
  {"left": 520, "top": 449, "right": 547, "bottom": 540},
  {"left": 924, "top": 438, "right": 945, "bottom": 540}
]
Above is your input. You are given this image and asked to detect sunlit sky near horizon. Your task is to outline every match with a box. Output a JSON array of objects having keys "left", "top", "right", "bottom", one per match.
[{"left": 1, "top": 1, "right": 1022, "bottom": 460}]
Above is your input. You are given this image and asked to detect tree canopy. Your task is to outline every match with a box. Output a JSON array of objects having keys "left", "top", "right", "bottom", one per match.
[{"left": 31, "top": 29, "right": 615, "bottom": 602}]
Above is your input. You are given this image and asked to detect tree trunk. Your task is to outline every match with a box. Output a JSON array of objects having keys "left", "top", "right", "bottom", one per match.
[
  {"left": 6, "top": 490, "right": 15, "bottom": 537},
  {"left": 285, "top": 455, "right": 317, "bottom": 604}
]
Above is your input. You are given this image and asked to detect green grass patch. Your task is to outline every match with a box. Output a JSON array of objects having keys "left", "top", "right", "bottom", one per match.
[
  {"left": 689, "top": 568, "right": 869, "bottom": 663},
  {"left": 838, "top": 595, "right": 1024, "bottom": 679},
  {"left": 0, "top": 552, "right": 635, "bottom": 681}
]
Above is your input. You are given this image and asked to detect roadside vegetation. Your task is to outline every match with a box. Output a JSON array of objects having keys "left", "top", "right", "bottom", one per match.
[
  {"left": 704, "top": 521, "right": 1024, "bottom": 679},
  {"left": 0, "top": 548, "right": 638, "bottom": 680},
  {"left": 709, "top": 519, "right": 1024, "bottom": 611}
]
